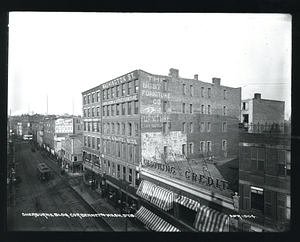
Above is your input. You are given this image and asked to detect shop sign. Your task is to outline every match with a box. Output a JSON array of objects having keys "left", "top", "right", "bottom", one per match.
[
  {"left": 142, "top": 158, "right": 228, "bottom": 190},
  {"left": 102, "top": 71, "right": 137, "bottom": 89}
]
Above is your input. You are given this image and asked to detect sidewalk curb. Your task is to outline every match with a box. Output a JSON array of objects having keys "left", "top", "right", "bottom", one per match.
[{"left": 70, "top": 185, "right": 117, "bottom": 232}]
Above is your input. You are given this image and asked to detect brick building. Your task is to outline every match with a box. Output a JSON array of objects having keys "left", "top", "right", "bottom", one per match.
[
  {"left": 82, "top": 68, "right": 241, "bottom": 231},
  {"left": 241, "top": 93, "right": 285, "bottom": 125},
  {"left": 238, "top": 122, "right": 291, "bottom": 232}
]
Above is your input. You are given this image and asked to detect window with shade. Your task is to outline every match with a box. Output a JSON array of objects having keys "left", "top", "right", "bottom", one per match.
[{"left": 278, "top": 150, "right": 291, "bottom": 177}]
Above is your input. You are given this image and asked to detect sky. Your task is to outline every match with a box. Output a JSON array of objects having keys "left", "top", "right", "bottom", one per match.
[{"left": 8, "top": 12, "right": 292, "bottom": 119}]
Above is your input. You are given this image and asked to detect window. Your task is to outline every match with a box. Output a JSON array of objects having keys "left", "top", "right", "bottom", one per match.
[
  {"left": 163, "top": 80, "right": 168, "bottom": 92},
  {"left": 134, "top": 101, "right": 139, "bottom": 114},
  {"left": 134, "top": 79, "right": 139, "bottom": 93},
  {"left": 122, "top": 123, "right": 125, "bottom": 135},
  {"left": 243, "top": 185, "right": 250, "bottom": 210},
  {"left": 135, "top": 123, "right": 138, "bottom": 137},
  {"left": 286, "top": 194, "right": 291, "bottom": 221},
  {"left": 84, "top": 136, "right": 87, "bottom": 147},
  {"left": 189, "top": 122, "right": 193, "bottom": 133},
  {"left": 201, "top": 87, "right": 204, "bottom": 97},
  {"left": 103, "top": 90, "right": 106, "bottom": 100},
  {"left": 111, "top": 87, "right": 115, "bottom": 98},
  {"left": 207, "top": 141, "right": 211, "bottom": 152},
  {"left": 251, "top": 186, "right": 264, "bottom": 213},
  {"left": 88, "top": 136, "right": 91, "bottom": 147},
  {"left": 189, "top": 142, "right": 194, "bottom": 154},
  {"left": 223, "top": 106, "right": 227, "bottom": 115},
  {"left": 251, "top": 147, "right": 265, "bottom": 171},
  {"left": 163, "top": 146, "right": 168, "bottom": 159},
  {"left": 107, "top": 105, "right": 110, "bottom": 116},
  {"left": 83, "top": 95, "right": 86, "bottom": 105},
  {"left": 116, "top": 85, "right": 120, "bottom": 97},
  {"left": 190, "top": 104, "right": 193, "bottom": 113},
  {"left": 117, "top": 164, "right": 121, "bottom": 178},
  {"left": 201, "top": 105, "right": 204, "bottom": 114},
  {"left": 88, "top": 108, "right": 91, "bottom": 117},
  {"left": 112, "top": 162, "right": 115, "bottom": 177},
  {"left": 97, "top": 91, "right": 100, "bottom": 102},
  {"left": 117, "top": 123, "right": 120, "bottom": 135},
  {"left": 129, "top": 168, "right": 132, "bottom": 183},
  {"left": 123, "top": 166, "right": 126, "bottom": 180},
  {"left": 122, "top": 83, "right": 126, "bottom": 96},
  {"left": 111, "top": 104, "right": 115, "bottom": 116},
  {"left": 222, "top": 122, "right": 227, "bottom": 132},
  {"left": 111, "top": 123, "right": 115, "bottom": 134},
  {"left": 200, "top": 142, "right": 205, "bottom": 152},
  {"left": 127, "top": 102, "right": 131, "bottom": 115},
  {"left": 88, "top": 94, "right": 91, "bottom": 104},
  {"left": 84, "top": 108, "right": 87, "bottom": 117},
  {"left": 222, "top": 140, "right": 227, "bottom": 150},
  {"left": 92, "top": 107, "right": 95, "bottom": 117},
  {"left": 107, "top": 123, "right": 110, "bottom": 134},
  {"left": 122, "top": 103, "right": 125, "bottom": 115},
  {"left": 92, "top": 137, "right": 95, "bottom": 149},
  {"left": 183, "top": 84, "right": 186, "bottom": 95},
  {"left": 163, "top": 122, "right": 167, "bottom": 134},
  {"left": 200, "top": 122, "right": 205, "bottom": 132},
  {"left": 128, "top": 123, "right": 132, "bottom": 136},
  {"left": 182, "top": 122, "right": 186, "bottom": 133},
  {"left": 128, "top": 145, "right": 133, "bottom": 161},
  {"left": 97, "top": 107, "right": 100, "bottom": 116},
  {"left": 208, "top": 105, "right": 211, "bottom": 114},
  {"left": 278, "top": 150, "right": 291, "bottom": 177},
  {"left": 135, "top": 171, "right": 140, "bottom": 186},
  {"left": 92, "top": 93, "right": 95, "bottom": 103},
  {"left": 103, "top": 123, "right": 106, "bottom": 133},
  {"left": 224, "top": 89, "right": 227, "bottom": 99},
  {"left": 103, "top": 106, "right": 106, "bottom": 116},
  {"left": 190, "top": 85, "right": 193, "bottom": 96},
  {"left": 207, "top": 122, "right": 211, "bottom": 132},
  {"left": 182, "top": 103, "right": 186, "bottom": 113},
  {"left": 117, "top": 142, "right": 121, "bottom": 158},
  {"left": 208, "top": 88, "right": 211, "bottom": 98},
  {"left": 116, "top": 104, "right": 120, "bottom": 116},
  {"left": 97, "top": 138, "right": 100, "bottom": 150},
  {"left": 128, "top": 81, "right": 131, "bottom": 95},
  {"left": 163, "top": 101, "right": 168, "bottom": 113},
  {"left": 182, "top": 144, "right": 186, "bottom": 155},
  {"left": 107, "top": 88, "right": 110, "bottom": 99}
]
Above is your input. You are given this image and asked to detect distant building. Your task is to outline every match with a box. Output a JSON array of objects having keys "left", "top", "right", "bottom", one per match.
[{"left": 241, "top": 93, "right": 285, "bottom": 125}]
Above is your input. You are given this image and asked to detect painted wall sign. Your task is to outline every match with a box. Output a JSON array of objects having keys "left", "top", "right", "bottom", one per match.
[
  {"left": 141, "top": 114, "right": 169, "bottom": 123},
  {"left": 102, "top": 94, "right": 138, "bottom": 106},
  {"left": 142, "top": 158, "right": 228, "bottom": 190},
  {"left": 101, "top": 134, "right": 138, "bottom": 144},
  {"left": 102, "top": 71, "right": 137, "bottom": 89}
]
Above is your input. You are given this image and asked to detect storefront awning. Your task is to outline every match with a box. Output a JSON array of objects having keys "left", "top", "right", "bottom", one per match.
[
  {"left": 135, "top": 206, "right": 180, "bottom": 232},
  {"left": 150, "top": 186, "right": 174, "bottom": 211},
  {"left": 193, "top": 205, "right": 229, "bottom": 232},
  {"left": 175, "top": 194, "right": 201, "bottom": 211},
  {"left": 136, "top": 180, "right": 156, "bottom": 202},
  {"left": 106, "top": 180, "right": 120, "bottom": 190}
]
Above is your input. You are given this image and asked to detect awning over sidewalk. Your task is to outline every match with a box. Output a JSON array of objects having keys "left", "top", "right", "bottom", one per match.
[
  {"left": 193, "top": 205, "right": 229, "bottom": 232},
  {"left": 136, "top": 180, "right": 156, "bottom": 202},
  {"left": 150, "top": 186, "right": 174, "bottom": 211},
  {"left": 175, "top": 194, "right": 201, "bottom": 211},
  {"left": 106, "top": 180, "right": 120, "bottom": 190},
  {"left": 135, "top": 206, "right": 180, "bottom": 232},
  {"left": 136, "top": 180, "right": 174, "bottom": 211}
]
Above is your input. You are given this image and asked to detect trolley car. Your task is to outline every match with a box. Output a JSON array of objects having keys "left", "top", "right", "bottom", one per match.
[{"left": 37, "top": 163, "right": 51, "bottom": 181}]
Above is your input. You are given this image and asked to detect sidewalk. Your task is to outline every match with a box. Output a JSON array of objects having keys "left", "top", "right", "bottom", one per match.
[{"left": 71, "top": 184, "right": 147, "bottom": 232}]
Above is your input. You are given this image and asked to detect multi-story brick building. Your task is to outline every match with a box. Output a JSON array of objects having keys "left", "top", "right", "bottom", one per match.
[
  {"left": 238, "top": 122, "right": 291, "bottom": 232},
  {"left": 82, "top": 68, "right": 242, "bottom": 231},
  {"left": 241, "top": 93, "right": 285, "bottom": 126}
]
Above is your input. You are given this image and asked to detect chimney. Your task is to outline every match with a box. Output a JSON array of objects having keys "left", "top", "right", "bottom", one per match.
[
  {"left": 254, "top": 93, "right": 261, "bottom": 100},
  {"left": 194, "top": 74, "right": 198, "bottom": 80},
  {"left": 212, "top": 77, "right": 221, "bottom": 86},
  {"left": 169, "top": 68, "right": 179, "bottom": 78}
]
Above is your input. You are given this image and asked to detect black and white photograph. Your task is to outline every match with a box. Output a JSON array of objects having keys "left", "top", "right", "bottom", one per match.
[{"left": 7, "top": 12, "right": 291, "bottom": 232}]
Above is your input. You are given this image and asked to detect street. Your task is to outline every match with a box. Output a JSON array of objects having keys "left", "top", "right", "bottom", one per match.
[{"left": 7, "top": 140, "right": 114, "bottom": 231}]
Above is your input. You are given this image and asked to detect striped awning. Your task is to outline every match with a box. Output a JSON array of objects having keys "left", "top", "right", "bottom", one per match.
[
  {"left": 150, "top": 186, "right": 174, "bottom": 211},
  {"left": 135, "top": 206, "right": 180, "bottom": 232},
  {"left": 175, "top": 194, "right": 201, "bottom": 211},
  {"left": 193, "top": 205, "right": 229, "bottom": 232},
  {"left": 136, "top": 180, "right": 156, "bottom": 202}
]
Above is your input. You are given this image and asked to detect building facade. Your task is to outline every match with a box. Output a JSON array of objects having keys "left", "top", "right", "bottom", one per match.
[
  {"left": 82, "top": 68, "right": 242, "bottom": 231},
  {"left": 241, "top": 93, "right": 285, "bottom": 126},
  {"left": 238, "top": 123, "right": 291, "bottom": 232}
]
